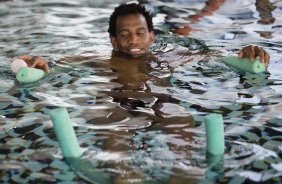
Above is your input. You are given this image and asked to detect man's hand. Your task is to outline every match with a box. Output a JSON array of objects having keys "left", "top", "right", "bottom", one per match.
[
  {"left": 17, "top": 55, "right": 50, "bottom": 73},
  {"left": 238, "top": 45, "right": 270, "bottom": 66}
]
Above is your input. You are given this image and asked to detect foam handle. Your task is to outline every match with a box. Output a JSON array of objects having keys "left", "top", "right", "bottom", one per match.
[
  {"left": 220, "top": 56, "right": 266, "bottom": 74},
  {"left": 204, "top": 114, "right": 225, "bottom": 155},
  {"left": 49, "top": 107, "right": 83, "bottom": 158},
  {"left": 16, "top": 67, "right": 45, "bottom": 83}
]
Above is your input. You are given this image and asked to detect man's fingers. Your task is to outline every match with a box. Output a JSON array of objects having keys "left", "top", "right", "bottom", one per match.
[
  {"left": 249, "top": 46, "right": 255, "bottom": 62},
  {"left": 265, "top": 53, "right": 270, "bottom": 66},
  {"left": 43, "top": 63, "right": 50, "bottom": 73},
  {"left": 238, "top": 50, "right": 244, "bottom": 58},
  {"left": 17, "top": 55, "right": 37, "bottom": 67},
  {"left": 18, "top": 55, "right": 31, "bottom": 61},
  {"left": 255, "top": 46, "right": 265, "bottom": 63},
  {"left": 254, "top": 46, "right": 270, "bottom": 65},
  {"left": 33, "top": 59, "right": 49, "bottom": 73},
  {"left": 28, "top": 57, "right": 49, "bottom": 72},
  {"left": 29, "top": 59, "right": 37, "bottom": 68}
]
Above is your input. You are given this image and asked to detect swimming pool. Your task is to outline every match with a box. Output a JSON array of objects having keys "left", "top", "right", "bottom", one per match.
[{"left": 1, "top": 0, "right": 282, "bottom": 183}]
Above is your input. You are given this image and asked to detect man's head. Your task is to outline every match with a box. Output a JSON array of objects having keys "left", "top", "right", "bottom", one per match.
[{"left": 108, "top": 3, "right": 154, "bottom": 57}]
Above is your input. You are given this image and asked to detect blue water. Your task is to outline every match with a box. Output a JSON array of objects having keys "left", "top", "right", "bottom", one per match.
[{"left": 0, "top": 0, "right": 282, "bottom": 183}]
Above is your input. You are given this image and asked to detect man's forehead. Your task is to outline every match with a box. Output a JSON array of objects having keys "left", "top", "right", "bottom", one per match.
[{"left": 116, "top": 14, "right": 148, "bottom": 29}]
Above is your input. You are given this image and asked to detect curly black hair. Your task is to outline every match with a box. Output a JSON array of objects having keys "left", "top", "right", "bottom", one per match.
[{"left": 108, "top": 3, "right": 154, "bottom": 37}]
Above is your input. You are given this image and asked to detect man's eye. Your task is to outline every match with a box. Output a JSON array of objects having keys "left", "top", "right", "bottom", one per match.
[
  {"left": 137, "top": 32, "right": 144, "bottom": 35},
  {"left": 121, "top": 34, "right": 128, "bottom": 37}
]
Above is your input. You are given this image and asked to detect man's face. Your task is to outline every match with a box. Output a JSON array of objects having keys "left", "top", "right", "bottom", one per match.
[{"left": 110, "top": 14, "right": 155, "bottom": 57}]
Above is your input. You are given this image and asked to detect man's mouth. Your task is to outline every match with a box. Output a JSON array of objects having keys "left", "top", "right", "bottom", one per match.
[{"left": 129, "top": 48, "right": 142, "bottom": 54}]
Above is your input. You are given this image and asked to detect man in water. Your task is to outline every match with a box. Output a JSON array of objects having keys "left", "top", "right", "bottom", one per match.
[
  {"left": 12, "top": 4, "right": 271, "bottom": 181},
  {"left": 16, "top": 2, "right": 269, "bottom": 72}
]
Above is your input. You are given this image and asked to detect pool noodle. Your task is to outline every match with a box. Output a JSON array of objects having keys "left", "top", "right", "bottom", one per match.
[
  {"left": 49, "top": 107, "right": 83, "bottom": 158},
  {"left": 67, "top": 158, "right": 111, "bottom": 184},
  {"left": 16, "top": 67, "right": 45, "bottom": 83},
  {"left": 204, "top": 153, "right": 224, "bottom": 181},
  {"left": 206, "top": 153, "right": 223, "bottom": 168},
  {"left": 220, "top": 56, "right": 266, "bottom": 74},
  {"left": 204, "top": 114, "right": 225, "bottom": 155}
]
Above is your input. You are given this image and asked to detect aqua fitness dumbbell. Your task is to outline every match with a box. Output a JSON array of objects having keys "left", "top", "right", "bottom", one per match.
[
  {"left": 50, "top": 108, "right": 112, "bottom": 183},
  {"left": 49, "top": 107, "right": 83, "bottom": 158},
  {"left": 221, "top": 56, "right": 266, "bottom": 74},
  {"left": 204, "top": 114, "right": 225, "bottom": 155},
  {"left": 204, "top": 114, "right": 225, "bottom": 181},
  {"left": 11, "top": 59, "right": 45, "bottom": 83}
]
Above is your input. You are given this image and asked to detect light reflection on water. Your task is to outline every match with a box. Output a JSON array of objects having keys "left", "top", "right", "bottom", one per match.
[{"left": 0, "top": 0, "right": 282, "bottom": 183}]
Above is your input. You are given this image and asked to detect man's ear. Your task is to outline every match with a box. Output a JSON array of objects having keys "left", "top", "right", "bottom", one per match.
[
  {"left": 149, "top": 31, "right": 155, "bottom": 44},
  {"left": 110, "top": 36, "right": 117, "bottom": 48}
]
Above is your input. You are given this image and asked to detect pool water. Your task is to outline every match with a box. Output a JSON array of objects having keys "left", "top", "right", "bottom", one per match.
[{"left": 1, "top": 0, "right": 282, "bottom": 183}]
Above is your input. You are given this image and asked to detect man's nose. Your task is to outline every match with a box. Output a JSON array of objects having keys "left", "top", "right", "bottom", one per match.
[{"left": 129, "top": 34, "right": 139, "bottom": 44}]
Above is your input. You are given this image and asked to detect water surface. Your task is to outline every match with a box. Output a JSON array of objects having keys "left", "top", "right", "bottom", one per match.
[{"left": 0, "top": 0, "right": 282, "bottom": 183}]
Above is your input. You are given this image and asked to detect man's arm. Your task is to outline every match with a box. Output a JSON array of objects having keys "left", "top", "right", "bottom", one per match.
[{"left": 15, "top": 55, "right": 98, "bottom": 73}]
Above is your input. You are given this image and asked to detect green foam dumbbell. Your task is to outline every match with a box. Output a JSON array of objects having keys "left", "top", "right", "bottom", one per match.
[
  {"left": 221, "top": 56, "right": 266, "bottom": 74},
  {"left": 16, "top": 67, "right": 45, "bottom": 83},
  {"left": 204, "top": 114, "right": 225, "bottom": 155},
  {"left": 49, "top": 107, "right": 83, "bottom": 159}
]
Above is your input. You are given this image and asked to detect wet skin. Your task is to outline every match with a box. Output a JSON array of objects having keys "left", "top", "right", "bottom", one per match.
[{"left": 110, "top": 14, "right": 155, "bottom": 57}]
